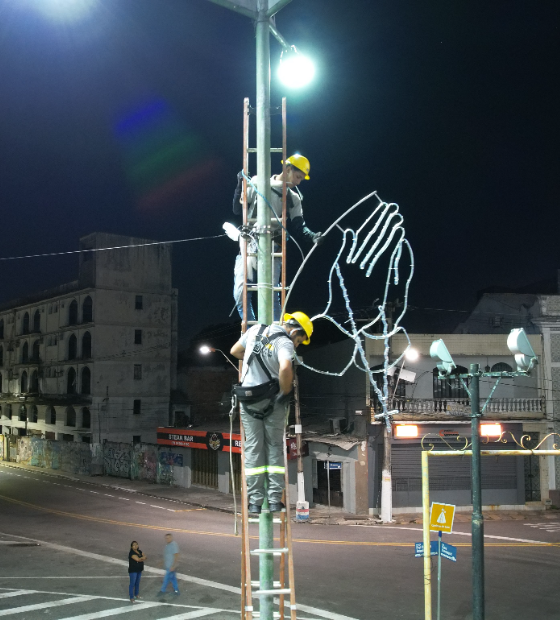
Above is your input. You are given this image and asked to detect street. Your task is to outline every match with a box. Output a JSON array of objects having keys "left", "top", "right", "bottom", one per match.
[{"left": 0, "top": 463, "right": 558, "bottom": 619}]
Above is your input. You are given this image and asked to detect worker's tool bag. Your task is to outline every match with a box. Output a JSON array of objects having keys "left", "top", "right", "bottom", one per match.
[{"left": 233, "top": 379, "right": 279, "bottom": 403}]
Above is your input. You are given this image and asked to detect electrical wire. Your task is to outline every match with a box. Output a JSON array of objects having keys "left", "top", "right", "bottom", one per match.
[{"left": 0, "top": 234, "right": 226, "bottom": 262}]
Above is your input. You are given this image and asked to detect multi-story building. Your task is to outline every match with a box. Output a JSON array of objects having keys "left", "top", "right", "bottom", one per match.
[{"left": 0, "top": 232, "right": 178, "bottom": 447}]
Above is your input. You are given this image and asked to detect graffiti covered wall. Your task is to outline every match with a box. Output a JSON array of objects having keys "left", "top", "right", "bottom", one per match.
[
  {"left": 131, "top": 443, "right": 158, "bottom": 482},
  {"left": 103, "top": 442, "right": 131, "bottom": 478}
]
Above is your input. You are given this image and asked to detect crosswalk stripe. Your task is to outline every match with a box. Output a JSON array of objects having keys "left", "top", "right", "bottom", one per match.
[
  {"left": 162, "top": 611, "right": 230, "bottom": 619},
  {"left": 0, "top": 595, "right": 93, "bottom": 616},
  {"left": 0, "top": 591, "right": 29, "bottom": 600},
  {"left": 58, "top": 601, "right": 160, "bottom": 619}
]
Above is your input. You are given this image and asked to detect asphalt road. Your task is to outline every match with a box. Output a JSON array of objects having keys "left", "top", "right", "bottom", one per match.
[{"left": 0, "top": 463, "right": 558, "bottom": 620}]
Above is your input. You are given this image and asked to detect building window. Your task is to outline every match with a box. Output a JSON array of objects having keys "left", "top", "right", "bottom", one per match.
[
  {"left": 68, "top": 300, "right": 78, "bottom": 326},
  {"left": 22, "top": 312, "right": 30, "bottom": 335},
  {"left": 133, "top": 435, "right": 141, "bottom": 444},
  {"left": 22, "top": 341, "right": 29, "bottom": 363},
  {"left": 33, "top": 309, "right": 41, "bottom": 333},
  {"left": 81, "top": 367, "right": 91, "bottom": 395},
  {"left": 133, "top": 399, "right": 141, "bottom": 415},
  {"left": 30, "top": 405, "right": 38, "bottom": 423},
  {"left": 67, "top": 367, "right": 76, "bottom": 394},
  {"left": 0, "top": 318, "right": 4, "bottom": 339},
  {"left": 0, "top": 345, "right": 3, "bottom": 366},
  {"left": 0, "top": 372, "right": 2, "bottom": 393},
  {"left": 432, "top": 366, "right": 469, "bottom": 399},
  {"left": 82, "top": 296, "right": 93, "bottom": 323},
  {"left": 30, "top": 370, "right": 39, "bottom": 393},
  {"left": 7, "top": 404, "right": 13, "bottom": 420},
  {"left": 82, "top": 332, "right": 92, "bottom": 359},
  {"left": 32, "top": 339, "right": 40, "bottom": 363},
  {"left": 134, "top": 364, "right": 142, "bottom": 380},
  {"left": 68, "top": 334, "right": 77, "bottom": 360},
  {"left": 66, "top": 406, "right": 76, "bottom": 427},
  {"left": 491, "top": 362, "right": 513, "bottom": 373},
  {"left": 19, "top": 404, "right": 27, "bottom": 422},
  {"left": 135, "top": 295, "right": 143, "bottom": 310},
  {"left": 20, "top": 371, "right": 28, "bottom": 394},
  {"left": 48, "top": 406, "right": 56, "bottom": 425},
  {"left": 82, "top": 407, "right": 91, "bottom": 428},
  {"left": 134, "top": 330, "right": 142, "bottom": 345}
]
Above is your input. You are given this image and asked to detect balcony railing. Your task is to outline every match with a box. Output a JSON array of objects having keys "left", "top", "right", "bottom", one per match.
[{"left": 372, "top": 397, "right": 545, "bottom": 417}]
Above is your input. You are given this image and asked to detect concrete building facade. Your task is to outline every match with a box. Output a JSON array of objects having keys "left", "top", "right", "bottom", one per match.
[{"left": 0, "top": 233, "right": 178, "bottom": 447}]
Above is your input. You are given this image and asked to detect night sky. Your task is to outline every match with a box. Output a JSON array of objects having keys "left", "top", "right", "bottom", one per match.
[{"left": 0, "top": 1, "right": 558, "bottom": 349}]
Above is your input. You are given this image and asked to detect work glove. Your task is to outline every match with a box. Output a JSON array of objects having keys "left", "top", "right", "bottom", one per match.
[
  {"left": 312, "top": 232, "right": 324, "bottom": 246},
  {"left": 275, "top": 391, "right": 292, "bottom": 406},
  {"left": 236, "top": 170, "right": 246, "bottom": 188}
]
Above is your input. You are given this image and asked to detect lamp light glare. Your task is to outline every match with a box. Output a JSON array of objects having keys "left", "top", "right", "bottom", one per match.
[
  {"left": 480, "top": 423, "right": 502, "bottom": 437},
  {"left": 404, "top": 347, "right": 419, "bottom": 362},
  {"left": 28, "top": 0, "right": 97, "bottom": 22},
  {"left": 278, "top": 49, "right": 315, "bottom": 89},
  {"left": 199, "top": 345, "right": 212, "bottom": 355},
  {"left": 395, "top": 425, "right": 419, "bottom": 438}
]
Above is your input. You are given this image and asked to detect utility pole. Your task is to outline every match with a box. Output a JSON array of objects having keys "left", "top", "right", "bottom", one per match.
[
  {"left": 380, "top": 300, "right": 397, "bottom": 523},
  {"left": 469, "top": 363, "right": 485, "bottom": 620}
]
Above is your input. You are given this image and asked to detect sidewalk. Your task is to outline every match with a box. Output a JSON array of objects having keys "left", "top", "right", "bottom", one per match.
[{"left": 1, "top": 460, "right": 556, "bottom": 525}]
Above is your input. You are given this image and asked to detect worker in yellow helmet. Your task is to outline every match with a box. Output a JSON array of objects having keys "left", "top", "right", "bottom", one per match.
[
  {"left": 231, "top": 155, "right": 322, "bottom": 322},
  {"left": 231, "top": 311, "right": 313, "bottom": 513}
]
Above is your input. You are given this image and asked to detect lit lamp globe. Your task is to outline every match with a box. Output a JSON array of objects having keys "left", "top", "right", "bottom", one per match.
[
  {"left": 199, "top": 345, "right": 212, "bottom": 355},
  {"left": 278, "top": 48, "right": 315, "bottom": 89},
  {"left": 404, "top": 347, "right": 419, "bottom": 362}
]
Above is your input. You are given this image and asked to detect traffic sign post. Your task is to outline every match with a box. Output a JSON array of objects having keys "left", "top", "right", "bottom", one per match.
[{"left": 430, "top": 502, "right": 456, "bottom": 620}]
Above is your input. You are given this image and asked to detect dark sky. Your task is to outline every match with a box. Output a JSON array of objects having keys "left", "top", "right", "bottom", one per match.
[{"left": 0, "top": 0, "right": 558, "bottom": 348}]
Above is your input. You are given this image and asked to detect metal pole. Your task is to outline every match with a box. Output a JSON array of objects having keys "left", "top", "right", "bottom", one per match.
[
  {"left": 421, "top": 450, "right": 432, "bottom": 620},
  {"left": 437, "top": 530, "right": 442, "bottom": 620},
  {"left": 256, "top": 4, "right": 273, "bottom": 619},
  {"left": 380, "top": 303, "right": 393, "bottom": 523},
  {"left": 470, "top": 363, "right": 485, "bottom": 620}
]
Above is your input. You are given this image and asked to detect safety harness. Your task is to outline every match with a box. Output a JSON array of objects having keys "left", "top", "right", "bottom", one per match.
[{"left": 233, "top": 324, "right": 291, "bottom": 419}]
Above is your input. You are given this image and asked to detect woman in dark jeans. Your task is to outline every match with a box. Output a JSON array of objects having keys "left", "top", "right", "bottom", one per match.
[{"left": 128, "top": 541, "right": 147, "bottom": 603}]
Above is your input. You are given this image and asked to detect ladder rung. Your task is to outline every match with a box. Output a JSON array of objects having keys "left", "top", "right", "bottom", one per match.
[
  {"left": 247, "top": 147, "right": 283, "bottom": 154},
  {"left": 250, "top": 548, "right": 289, "bottom": 555},
  {"left": 248, "top": 518, "right": 282, "bottom": 524},
  {"left": 251, "top": 613, "right": 281, "bottom": 619},
  {"left": 254, "top": 589, "right": 291, "bottom": 596},
  {"left": 272, "top": 253, "right": 283, "bottom": 258},
  {"left": 251, "top": 580, "right": 282, "bottom": 587}
]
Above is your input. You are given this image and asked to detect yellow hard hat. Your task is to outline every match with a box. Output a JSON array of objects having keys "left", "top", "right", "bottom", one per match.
[
  {"left": 284, "top": 311, "right": 313, "bottom": 345},
  {"left": 283, "top": 154, "right": 310, "bottom": 180}
]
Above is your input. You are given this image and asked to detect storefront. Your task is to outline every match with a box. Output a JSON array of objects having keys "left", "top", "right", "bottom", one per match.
[{"left": 370, "top": 422, "right": 536, "bottom": 513}]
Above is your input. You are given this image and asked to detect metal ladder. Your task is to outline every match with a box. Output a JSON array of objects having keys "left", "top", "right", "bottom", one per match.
[{"left": 238, "top": 96, "right": 298, "bottom": 620}]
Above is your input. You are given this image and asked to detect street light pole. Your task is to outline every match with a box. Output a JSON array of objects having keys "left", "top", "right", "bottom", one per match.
[
  {"left": 255, "top": 5, "right": 274, "bottom": 619},
  {"left": 469, "top": 363, "right": 485, "bottom": 620}
]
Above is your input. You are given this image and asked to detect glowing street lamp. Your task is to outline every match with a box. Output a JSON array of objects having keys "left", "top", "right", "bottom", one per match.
[
  {"left": 278, "top": 46, "right": 315, "bottom": 89},
  {"left": 199, "top": 345, "right": 238, "bottom": 371}
]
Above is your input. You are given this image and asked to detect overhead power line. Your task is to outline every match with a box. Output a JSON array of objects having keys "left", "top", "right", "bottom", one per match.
[{"left": 0, "top": 234, "right": 226, "bottom": 262}]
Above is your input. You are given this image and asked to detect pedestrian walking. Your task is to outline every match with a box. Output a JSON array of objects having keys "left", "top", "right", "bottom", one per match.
[
  {"left": 128, "top": 541, "right": 146, "bottom": 603},
  {"left": 158, "top": 533, "right": 180, "bottom": 596}
]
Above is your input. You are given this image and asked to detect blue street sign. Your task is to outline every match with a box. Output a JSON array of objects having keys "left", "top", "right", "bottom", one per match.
[
  {"left": 325, "top": 462, "right": 341, "bottom": 470},
  {"left": 415, "top": 541, "right": 439, "bottom": 557},
  {"left": 441, "top": 542, "right": 457, "bottom": 562}
]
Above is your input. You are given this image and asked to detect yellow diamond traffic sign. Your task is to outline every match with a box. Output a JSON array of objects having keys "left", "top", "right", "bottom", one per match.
[{"left": 429, "top": 502, "right": 456, "bottom": 533}]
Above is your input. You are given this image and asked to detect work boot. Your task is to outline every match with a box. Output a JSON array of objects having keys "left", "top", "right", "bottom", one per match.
[
  {"left": 268, "top": 502, "right": 285, "bottom": 513},
  {"left": 248, "top": 503, "right": 262, "bottom": 514}
]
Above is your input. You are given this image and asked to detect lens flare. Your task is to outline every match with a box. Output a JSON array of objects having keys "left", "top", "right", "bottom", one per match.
[
  {"left": 26, "top": 0, "right": 98, "bottom": 23},
  {"left": 278, "top": 50, "right": 315, "bottom": 89}
]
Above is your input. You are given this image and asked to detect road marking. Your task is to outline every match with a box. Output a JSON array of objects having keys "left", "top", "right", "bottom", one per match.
[
  {"left": 136, "top": 501, "right": 146, "bottom": 505},
  {"left": 58, "top": 601, "right": 161, "bottom": 619},
  {"left": 159, "top": 611, "right": 225, "bottom": 619},
  {"left": 348, "top": 524, "right": 559, "bottom": 545},
  {"left": 104, "top": 494, "right": 114, "bottom": 498},
  {"left": 173, "top": 509, "right": 206, "bottom": 513},
  {"left": 0, "top": 591, "right": 29, "bottom": 599},
  {"left": 0, "top": 535, "right": 359, "bottom": 620},
  {"left": 0, "top": 595, "right": 94, "bottom": 616},
  {"left": 118, "top": 497, "right": 130, "bottom": 501},
  {"left": 150, "top": 505, "right": 167, "bottom": 510}
]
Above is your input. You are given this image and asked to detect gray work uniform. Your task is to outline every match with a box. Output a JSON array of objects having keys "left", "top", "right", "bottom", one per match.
[{"left": 239, "top": 323, "right": 294, "bottom": 506}]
